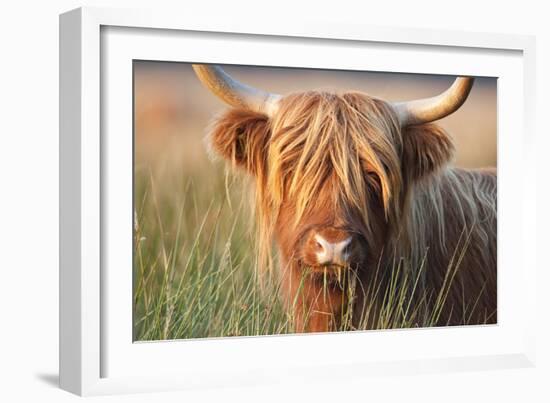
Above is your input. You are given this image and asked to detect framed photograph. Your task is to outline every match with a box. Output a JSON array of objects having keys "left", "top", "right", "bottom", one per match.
[{"left": 59, "top": 7, "right": 537, "bottom": 396}]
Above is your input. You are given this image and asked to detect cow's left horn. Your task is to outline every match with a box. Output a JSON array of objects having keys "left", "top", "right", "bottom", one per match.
[
  {"left": 392, "top": 77, "right": 474, "bottom": 126},
  {"left": 192, "top": 64, "right": 281, "bottom": 116}
]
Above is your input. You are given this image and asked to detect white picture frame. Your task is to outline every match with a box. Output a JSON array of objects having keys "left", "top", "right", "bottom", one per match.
[{"left": 59, "top": 6, "right": 537, "bottom": 396}]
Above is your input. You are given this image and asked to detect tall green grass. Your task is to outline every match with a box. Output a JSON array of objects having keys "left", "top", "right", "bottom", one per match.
[
  {"left": 133, "top": 165, "right": 484, "bottom": 341},
  {"left": 134, "top": 165, "right": 288, "bottom": 340}
]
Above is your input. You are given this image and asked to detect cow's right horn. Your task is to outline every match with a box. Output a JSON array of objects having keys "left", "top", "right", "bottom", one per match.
[
  {"left": 392, "top": 77, "right": 474, "bottom": 126},
  {"left": 192, "top": 64, "right": 281, "bottom": 116}
]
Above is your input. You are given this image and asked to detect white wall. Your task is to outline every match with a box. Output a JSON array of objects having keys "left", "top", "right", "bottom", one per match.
[{"left": 0, "top": 1, "right": 548, "bottom": 402}]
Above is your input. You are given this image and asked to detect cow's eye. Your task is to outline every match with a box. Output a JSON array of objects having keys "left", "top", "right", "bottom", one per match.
[{"left": 315, "top": 241, "right": 323, "bottom": 250}]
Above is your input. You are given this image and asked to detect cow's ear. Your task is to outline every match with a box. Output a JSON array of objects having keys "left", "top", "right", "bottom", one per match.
[
  {"left": 207, "top": 108, "right": 271, "bottom": 175},
  {"left": 401, "top": 123, "right": 455, "bottom": 184}
]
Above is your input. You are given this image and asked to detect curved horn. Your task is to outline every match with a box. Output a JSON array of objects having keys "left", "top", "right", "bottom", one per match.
[
  {"left": 192, "top": 64, "right": 281, "bottom": 116},
  {"left": 393, "top": 77, "right": 474, "bottom": 126}
]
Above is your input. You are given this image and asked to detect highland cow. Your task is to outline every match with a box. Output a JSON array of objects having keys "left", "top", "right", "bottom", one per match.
[{"left": 193, "top": 65, "right": 497, "bottom": 333}]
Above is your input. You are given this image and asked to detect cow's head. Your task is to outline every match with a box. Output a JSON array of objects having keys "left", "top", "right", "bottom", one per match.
[{"left": 194, "top": 65, "right": 472, "bottom": 277}]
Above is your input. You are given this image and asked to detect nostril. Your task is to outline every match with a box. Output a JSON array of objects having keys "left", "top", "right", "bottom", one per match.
[
  {"left": 342, "top": 241, "right": 353, "bottom": 258},
  {"left": 313, "top": 234, "right": 331, "bottom": 263},
  {"left": 314, "top": 234, "right": 328, "bottom": 251},
  {"left": 334, "top": 236, "right": 353, "bottom": 264}
]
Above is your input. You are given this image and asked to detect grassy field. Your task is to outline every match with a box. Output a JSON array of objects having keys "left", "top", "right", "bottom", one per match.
[
  {"left": 133, "top": 162, "right": 475, "bottom": 341},
  {"left": 133, "top": 164, "right": 290, "bottom": 340}
]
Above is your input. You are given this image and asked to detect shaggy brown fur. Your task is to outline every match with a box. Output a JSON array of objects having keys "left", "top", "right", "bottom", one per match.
[{"left": 208, "top": 91, "right": 497, "bottom": 332}]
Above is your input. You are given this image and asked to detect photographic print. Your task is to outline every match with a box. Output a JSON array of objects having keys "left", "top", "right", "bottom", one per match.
[{"left": 133, "top": 62, "right": 497, "bottom": 341}]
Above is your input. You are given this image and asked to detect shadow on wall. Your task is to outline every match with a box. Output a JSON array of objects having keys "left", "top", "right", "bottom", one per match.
[{"left": 134, "top": 62, "right": 496, "bottom": 173}]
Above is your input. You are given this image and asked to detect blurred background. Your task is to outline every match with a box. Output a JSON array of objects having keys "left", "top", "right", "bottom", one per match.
[
  {"left": 134, "top": 62, "right": 496, "bottom": 174},
  {"left": 133, "top": 62, "right": 497, "bottom": 340}
]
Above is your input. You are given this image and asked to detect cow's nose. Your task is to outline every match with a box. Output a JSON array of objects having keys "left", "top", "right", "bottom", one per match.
[{"left": 314, "top": 233, "right": 352, "bottom": 266}]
